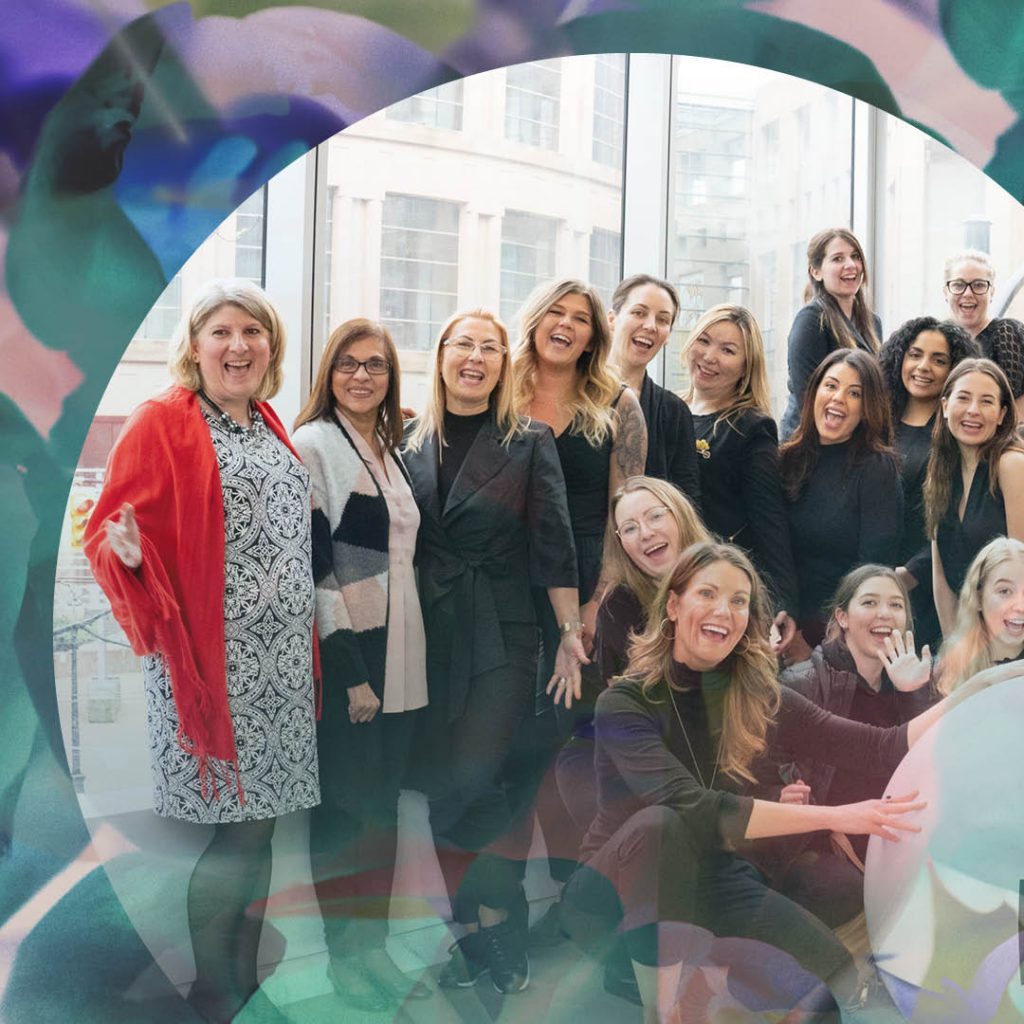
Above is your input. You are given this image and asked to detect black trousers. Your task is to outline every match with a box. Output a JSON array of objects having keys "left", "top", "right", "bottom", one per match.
[
  {"left": 309, "top": 708, "right": 417, "bottom": 957},
  {"left": 561, "top": 805, "right": 859, "bottom": 1015}
]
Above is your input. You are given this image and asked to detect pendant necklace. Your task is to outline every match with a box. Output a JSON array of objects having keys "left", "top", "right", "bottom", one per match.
[
  {"left": 198, "top": 389, "right": 257, "bottom": 434},
  {"left": 668, "top": 684, "right": 719, "bottom": 790}
]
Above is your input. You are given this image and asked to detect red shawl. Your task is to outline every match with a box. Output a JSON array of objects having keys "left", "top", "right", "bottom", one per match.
[{"left": 84, "top": 386, "right": 319, "bottom": 800}]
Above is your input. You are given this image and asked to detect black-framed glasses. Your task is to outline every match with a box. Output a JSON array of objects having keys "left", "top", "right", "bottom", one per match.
[
  {"left": 945, "top": 278, "right": 991, "bottom": 296},
  {"left": 334, "top": 355, "right": 391, "bottom": 375},
  {"left": 615, "top": 505, "right": 671, "bottom": 541},
  {"left": 443, "top": 338, "right": 507, "bottom": 360}
]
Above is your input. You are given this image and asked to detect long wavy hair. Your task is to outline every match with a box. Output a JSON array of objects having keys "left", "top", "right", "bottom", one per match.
[
  {"left": 405, "top": 308, "right": 522, "bottom": 453},
  {"left": 601, "top": 476, "right": 709, "bottom": 610},
  {"left": 804, "top": 227, "right": 880, "bottom": 353},
  {"left": 624, "top": 541, "right": 781, "bottom": 784},
  {"left": 923, "top": 358, "right": 1022, "bottom": 538},
  {"left": 779, "top": 348, "right": 897, "bottom": 502},
  {"left": 823, "top": 563, "right": 914, "bottom": 643},
  {"left": 878, "top": 317, "right": 979, "bottom": 422},
  {"left": 169, "top": 278, "right": 286, "bottom": 401},
  {"left": 679, "top": 303, "right": 773, "bottom": 431},
  {"left": 511, "top": 278, "right": 620, "bottom": 446},
  {"left": 293, "top": 318, "right": 403, "bottom": 451},
  {"left": 938, "top": 537, "right": 1024, "bottom": 694}
]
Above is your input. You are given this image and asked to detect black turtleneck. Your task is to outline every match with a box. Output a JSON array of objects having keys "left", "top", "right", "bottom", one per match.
[{"left": 439, "top": 408, "right": 490, "bottom": 506}]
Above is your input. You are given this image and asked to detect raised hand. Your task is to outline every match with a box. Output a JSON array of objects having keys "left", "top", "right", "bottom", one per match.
[
  {"left": 879, "top": 629, "right": 931, "bottom": 692},
  {"left": 104, "top": 502, "right": 142, "bottom": 569},
  {"left": 831, "top": 790, "right": 926, "bottom": 842}
]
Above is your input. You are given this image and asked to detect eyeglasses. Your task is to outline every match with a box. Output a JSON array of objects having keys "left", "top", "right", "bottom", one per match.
[
  {"left": 945, "top": 279, "right": 991, "bottom": 296},
  {"left": 443, "top": 338, "right": 507, "bottom": 360},
  {"left": 334, "top": 355, "right": 391, "bottom": 375},
  {"left": 616, "top": 505, "right": 672, "bottom": 541}
]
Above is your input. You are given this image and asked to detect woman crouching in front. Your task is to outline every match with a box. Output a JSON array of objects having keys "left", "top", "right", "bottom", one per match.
[{"left": 559, "top": 541, "right": 979, "bottom": 1022}]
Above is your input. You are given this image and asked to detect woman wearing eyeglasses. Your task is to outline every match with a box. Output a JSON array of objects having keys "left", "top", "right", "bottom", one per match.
[
  {"left": 403, "top": 309, "right": 582, "bottom": 995},
  {"left": 943, "top": 249, "right": 1024, "bottom": 418},
  {"left": 292, "top": 319, "right": 431, "bottom": 1011}
]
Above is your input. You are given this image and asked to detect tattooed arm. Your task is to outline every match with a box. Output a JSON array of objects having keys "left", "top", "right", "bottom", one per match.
[{"left": 609, "top": 386, "right": 648, "bottom": 496}]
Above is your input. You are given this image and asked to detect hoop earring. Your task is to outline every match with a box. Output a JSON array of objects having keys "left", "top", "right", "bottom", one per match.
[{"left": 659, "top": 617, "right": 676, "bottom": 640}]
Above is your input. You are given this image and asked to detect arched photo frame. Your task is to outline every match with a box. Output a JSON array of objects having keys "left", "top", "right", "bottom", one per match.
[{"left": 3, "top": 3, "right": 1024, "bottom": 1021}]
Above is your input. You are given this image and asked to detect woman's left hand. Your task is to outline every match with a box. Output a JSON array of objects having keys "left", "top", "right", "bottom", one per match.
[
  {"left": 770, "top": 611, "right": 797, "bottom": 655},
  {"left": 546, "top": 632, "right": 590, "bottom": 709},
  {"left": 580, "top": 600, "right": 598, "bottom": 656},
  {"left": 880, "top": 629, "right": 932, "bottom": 692}
]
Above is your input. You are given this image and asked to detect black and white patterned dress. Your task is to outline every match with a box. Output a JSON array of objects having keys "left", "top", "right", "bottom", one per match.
[{"left": 142, "top": 409, "right": 320, "bottom": 823}]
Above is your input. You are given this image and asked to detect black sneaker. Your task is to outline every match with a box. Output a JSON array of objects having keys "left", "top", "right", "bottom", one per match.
[
  {"left": 438, "top": 932, "right": 489, "bottom": 989},
  {"left": 479, "top": 920, "right": 529, "bottom": 994}
]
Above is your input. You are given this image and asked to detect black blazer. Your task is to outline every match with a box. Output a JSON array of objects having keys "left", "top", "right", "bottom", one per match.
[{"left": 404, "top": 414, "right": 578, "bottom": 720}]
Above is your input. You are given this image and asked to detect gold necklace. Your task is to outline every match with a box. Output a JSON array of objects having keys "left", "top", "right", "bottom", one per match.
[{"left": 667, "top": 684, "right": 719, "bottom": 790}]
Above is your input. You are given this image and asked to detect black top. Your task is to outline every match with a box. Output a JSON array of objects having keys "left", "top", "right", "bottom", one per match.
[
  {"left": 594, "top": 584, "right": 646, "bottom": 685},
  {"left": 582, "top": 664, "right": 910, "bottom": 862},
  {"left": 786, "top": 441, "right": 903, "bottom": 623},
  {"left": 439, "top": 408, "right": 489, "bottom": 506},
  {"left": 405, "top": 414, "right": 578, "bottom": 722},
  {"left": 780, "top": 301, "right": 883, "bottom": 438},
  {"left": 894, "top": 415, "right": 934, "bottom": 577},
  {"left": 936, "top": 459, "right": 1007, "bottom": 596},
  {"left": 976, "top": 318, "right": 1024, "bottom": 399},
  {"left": 692, "top": 408, "right": 798, "bottom": 614},
  {"left": 638, "top": 374, "right": 701, "bottom": 513}
]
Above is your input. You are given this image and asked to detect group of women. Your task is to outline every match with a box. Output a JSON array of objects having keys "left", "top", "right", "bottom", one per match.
[{"left": 82, "top": 226, "right": 1024, "bottom": 1023}]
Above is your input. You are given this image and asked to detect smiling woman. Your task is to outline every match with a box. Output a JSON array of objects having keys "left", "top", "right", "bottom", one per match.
[{"left": 780, "top": 348, "right": 903, "bottom": 650}]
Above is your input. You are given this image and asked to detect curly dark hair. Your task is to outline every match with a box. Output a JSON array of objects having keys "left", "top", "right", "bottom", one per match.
[{"left": 878, "top": 317, "right": 979, "bottom": 420}]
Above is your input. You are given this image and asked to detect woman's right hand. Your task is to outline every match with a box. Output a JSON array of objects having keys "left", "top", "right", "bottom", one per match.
[
  {"left": 105, "top": 503, "right": 142, "bottom": 569},
  {"left": 829, "top": 790, "right": 925, "bottom": 842},
  {"left": 347, "top": 682, "right": 381, "bottom": 724}
]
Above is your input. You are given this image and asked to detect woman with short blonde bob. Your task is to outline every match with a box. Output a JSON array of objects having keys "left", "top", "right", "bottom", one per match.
[
  {"left": 925, "top": 357, "right": 1024, "bottom": 636},
  {"left": 938, "top": 536, "right": 1024, "bottom": 694},
  {"left": 404, "top": 307, "right": 583, "bottom": 994},
  {"left": 292, "top": 318, "right": 429, "bottom": 1010},
  {"left": 562, "top": 540, "right": 1009, "bottom": 1022},
  {"left": 86, "top": 278, "right": 317, "bottom": 1022},
  {"left": 681, "top": 304, "right": 798, "bottom": 651}
]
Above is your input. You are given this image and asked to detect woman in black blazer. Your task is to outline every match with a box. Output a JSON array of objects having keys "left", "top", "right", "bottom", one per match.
[{"left": 404, "top": 308, "right": 583, "bottom": 996}]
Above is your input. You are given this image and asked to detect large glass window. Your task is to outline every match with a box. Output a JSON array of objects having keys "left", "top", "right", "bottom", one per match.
[
  {"left": 589, "top": 227, "right": 622, "bottom": 308},
  {"left": 505, "top": 60, "right": 561, "bottom": 150},
  {"left": 387, "top": 80, "right": 464, "bottom": 131},
  {"left": 500, "top": 211, "right": 559, "bottom": 328},
  {"left": 593, "top": 54, "right": 626, "bottom": 168},
  {"left": 233, "top": 188, "right": 265, "bottom": 283},
  {"left": 666, "top": 59, "right": 854, "bottom": 411},
  {"left": 134, "top": 275, "right": 182, "bottom": 341},
  {"left": 380, "top": 194, "right": 460, "bottom": 350}
]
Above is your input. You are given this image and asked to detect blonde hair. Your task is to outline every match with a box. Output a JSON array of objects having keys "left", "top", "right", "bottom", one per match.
[
  {"left": 623, "top": 541, "right": 781, "bottom": 784},
  {"left": 169, "top": 278, "right": 286, "bottom": 400},
  {"left": 511, "top": 278, "right": 621, "bottom": 446},
  {"left": 938, "top": 537, "right": 1024, "bottom": 694},
  {"left": 405, "top": 308, "right": 522, "bottom": 453},
  {"left": 680, "top": 304, "right": 772, "bottom": 430},
  {"left": 944, "top": 248, "right": 995, "bottom": 284},
  {"left": 601, "top": 476, "right": 709, "bottom": 609},
  {"left": 293, "top": 319, "right": 404, "bottom": 452}
]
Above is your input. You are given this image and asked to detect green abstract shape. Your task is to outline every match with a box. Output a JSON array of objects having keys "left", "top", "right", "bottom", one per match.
[
  {"left": 565, "top": 1, "right": 904, "bottom": 118},
  {"left": 144, "top": 0, "right": 476, "bottom": 53},
  {"left": 939, "top": 0, "right": 1024, "bottom": 105}
]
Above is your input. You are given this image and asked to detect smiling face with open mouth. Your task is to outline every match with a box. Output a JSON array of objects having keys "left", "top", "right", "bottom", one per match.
[
  {"left": 534, "top": 292, "right": 595, "bottom": 368},
  {"left": 980, "top": 556, "right": 1024, "bottom": 661},
  {"left": 945, "top": 258, "right": 992, "bottom": 336},
  {"left": 615, "top": 488, "right": 683, "bottom": 579},
  {"left": 440, "top": 316, "right": 505, "bottom": 414},
  {"left": 900, "top": 329, "right": 952, "bottom": 404},
  {"left": 331, "top": 334, "right": 391, "bottom": 424},
  {"left": 812, "top": 235, "right": 864, "bottom": 307},
  {"left": 812, "top": 361, "right": 863, "bottom": 445},
  {"left": 609, "top": 283, "right": 675, "bottom": 376},
  {"left": 667, "top": 561, "right": 751, "bottom": 671},
  {"left": 941, "top": 370, "right": 1006, "bottom": 449},
  {"left": 191, "top": 303, "right": 272, "bottom": 418},
  {"left": 835, "top": 575, "right": 907, "bottom": 667}
]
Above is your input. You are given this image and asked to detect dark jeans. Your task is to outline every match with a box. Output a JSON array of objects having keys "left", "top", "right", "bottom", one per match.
[
  {"left": 561, "top": 805, "right": 858, "bottom": 1016},
  {"left": 309, "top": 709, "right": 416, "bottom": 957}
]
